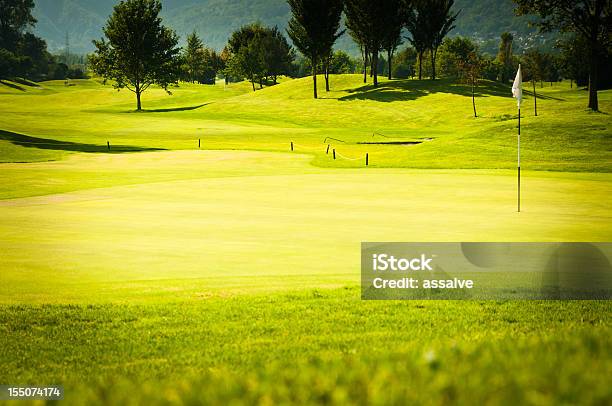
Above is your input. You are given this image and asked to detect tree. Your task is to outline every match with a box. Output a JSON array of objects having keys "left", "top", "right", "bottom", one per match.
[
  {"left": 220, "top": 46, "right": 231, "bottom": 84},
  {"left": 437, "top": 36, "right": 477, "bottom": 78},
  {"left": 345, "top": 0, "right": 371, "bottom": 83},
  {"left": 18, "top": 32, "right": 50, "bottom": 78},
  {"left": 458, "top": 51, "right": 482, "bottom": 117},
  {"left": 405, "top": 1, "right": 430, "bottom": 80},
  {"left": 0, "top": 0, "right": 36, "bottom": 52},
  {"left": 345, "top": 0, "right": 398, "bottom": 87},
  {"left": 261, "top": 26, "right": 294, "bottom": 85},
  {"left": 366, "top": 2, "right": 385, "bottom": 86},
  {"left": 287, "top": 0, "right": 344, "bottom": 98},
  {"left": 425, "top": 0, "right": 460, "bottom": 80},
  {"left": 497, "top": 32, "right": 514, "bottom": 82},
  {"left": 392, "top": 46, "right": 417, "bottom": 78},
  {"left": 183, "top": 31, "right": 205, "bottom": 83},
  {"left": 182, "top": 36, "right": 224, "bottom": 85},
  {"left": 522, "top": 48, "right": 547, "bottom": 116},
  {"left": 381, "top": 0, "right": 405, "bottom": 80},
  {"left": 514, "top": 0, "right": 611, "bottom": 111},
  {"left": 226, "top": 25, "right": 266, "bottom": 91},
  {"left": 226, "top": 23, "right": 293, "bottom": 90},
  {"left": 556, "top": 35, "right": 589, "bottom": 88},
  {"left": 0, "top": 0, "right": 56, "bottom": 81},
  {"left": 227, "top": 23, "right": 264, "bottom": 89},
  {"left": 89, "top": 0, "right": 181, "bottom": 111},
  {"left": 480, "top": 54, "right": 503, "bottom": 81},
  {"left": 329, "top": 50, "right": 357, "bottom": 73}
]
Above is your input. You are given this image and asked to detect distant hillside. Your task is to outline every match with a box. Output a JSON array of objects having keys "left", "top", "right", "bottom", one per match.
[{"left": 33, "top": 0, "right": 548, "bottom": 56}]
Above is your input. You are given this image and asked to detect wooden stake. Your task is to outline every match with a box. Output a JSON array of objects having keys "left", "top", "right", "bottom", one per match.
[{"left": 366, "top": 153, "right": 369, "bottom": 166}]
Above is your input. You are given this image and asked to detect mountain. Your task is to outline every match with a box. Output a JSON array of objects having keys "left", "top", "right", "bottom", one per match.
[{"left": 32, "top": 0, "right": 547, "bottom": 56}]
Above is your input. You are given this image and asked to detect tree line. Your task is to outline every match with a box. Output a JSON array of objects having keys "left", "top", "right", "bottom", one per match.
[
  {"left": 287, "top": 0, "right": 610, "bottom": 110},
  {"left": 2, "top": 0, "right": 608, "bottom": 112},
  {"left": 0, "top": 0, "right": 87, "bottom": 82}
]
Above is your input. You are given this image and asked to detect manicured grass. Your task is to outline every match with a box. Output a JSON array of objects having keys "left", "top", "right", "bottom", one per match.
[
  {"left": 1, "top": 76, "right": 611, "bottom": 171},
  {"left": 0, "top": 76, "right": 611, "bottom": 404},
  {"left": 1, "top": 151, "right": 611, "bottom": 304}
]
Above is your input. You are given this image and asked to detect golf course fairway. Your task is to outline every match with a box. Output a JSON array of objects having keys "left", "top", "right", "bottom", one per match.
[
  {"left": 1, "top": 149, "right": 611, "bottom": 303},
  {"left": 1, "top": 75, "right": 610, "bottom": 404}
]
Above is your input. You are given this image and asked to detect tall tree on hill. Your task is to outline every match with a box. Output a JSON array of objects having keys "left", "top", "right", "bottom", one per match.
[
  {"left": 226, "top": 24, "right": 267, "bottom": 91},
  {"left": 381, "top": 0, "right": 405, "bottom": 80},
  {"left": 345, "top": 0, "right": 371, "bottom": 83},
  {"left": 345, "top": 0, "right": 389, "bottom": 87},
  {"left": 322, "top": 48, "right": 333, "bottom": 91},
  {"left": 226, "top": 23, "right": 293, "bottom": 90},
  {"left": 183, "top": 31, "right": 205, "bottom": 83},
  {"left": 497, "top": 32, "right": 514, "bottom": 82},
  {"left": 262, "top": 26, "right": 295, "bottom": 85},
  {"left": 364, "top": 2, "right": 385, "bottom": 87},
  {"left": 424, "top": 0, "right": 460, "bottom": 80},
  {"left": 458, "top": 51, "right": 482, "bottom": 118},
  {"left": 404, "top": 1, "right": 430, "bottom": 80},
  {"left": 89, "top": 0, "right": 181, "bottom": 111},
  {"left": 220, "top": 46, "right": 231, "bottom": 84},
  {"left": 514, "top": 0, "right": 611, "bottom": 111},
  {"left": 287, "top": 0, "right": 344, "bottom": 99},
  {"left": 522, "top": 48, "right": 547, "bottom": 116}
]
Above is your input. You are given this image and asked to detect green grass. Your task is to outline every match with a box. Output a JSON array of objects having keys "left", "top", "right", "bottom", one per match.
[
  {"left": 0, "top": 75, "right": 611, "bottom": 404},
  {"left": 1, "top": 295, "right": 610, "bottom": 405},
  {"left": 1, "top": 75, "right": 611, "bottom": 171},
  {"left": 1, "top": 150, "right": 611, "bottom": 304}
]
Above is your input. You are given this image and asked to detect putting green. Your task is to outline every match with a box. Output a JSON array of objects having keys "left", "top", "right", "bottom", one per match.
[{"left": 1, "top": 149, "right": 610, "bottom": 304}]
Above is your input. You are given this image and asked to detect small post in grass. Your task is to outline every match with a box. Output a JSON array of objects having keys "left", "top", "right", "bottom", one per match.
[
  {"left": 107, "top": 141, "right": 110, "bottom": 151},
  {"left": 366, "top": 153, "right": 369, "bottom": 166},
  {"left": 326, "top": 144, "right": 330, "bottom": 154},
  {"left": 198, "top": 138, "right": 200, "bottom": 149},
  {"left": 291, "top": 141, "right": 293, "bottom": 151},
  {"left": 333, "top": 149, "right": 336, "bottom": 160}
]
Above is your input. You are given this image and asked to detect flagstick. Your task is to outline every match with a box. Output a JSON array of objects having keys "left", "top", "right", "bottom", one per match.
[
  {"left": 518, "top": 107, "right": 521, "bottom": 213},
  {"left": 512, "top": 64, "right": 522, "bottom": 213}
]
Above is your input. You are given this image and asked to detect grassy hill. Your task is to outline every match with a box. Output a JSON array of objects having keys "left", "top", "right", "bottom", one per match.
[
  {"left": 34, "top": 0, "right": 545, "bottom": 54},
  {"left": 1, "top": 75, "right": 610, "bottom": 174}
]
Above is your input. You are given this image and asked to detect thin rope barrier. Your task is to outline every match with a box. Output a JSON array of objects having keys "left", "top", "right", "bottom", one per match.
[
  {"left": 292, "top": 143, "right": 325, "bottom": 151},
  {"left": 334, "top": 150, "right": 364, "bottom": 161}
]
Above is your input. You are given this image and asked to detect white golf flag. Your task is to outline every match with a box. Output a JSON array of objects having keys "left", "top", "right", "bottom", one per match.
[{"left": 512, "top": 64, "right": 522, "bottom": 107}]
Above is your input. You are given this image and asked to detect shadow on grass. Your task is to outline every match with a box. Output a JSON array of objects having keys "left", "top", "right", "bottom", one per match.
[
  {"left": 127, "top": 103, "right": 209, "bottom": 113},
  {"left": 0, "top": 80, "right": 26, "bottom": 92},
  {"left": 338, "top": 79, "right": 564, "bottom": 102},
  {"left": 522, "top": 89, "right": 565, "bottom": 101},
  {"left": 0, "top": 130, "right": 165, "bottom": 153}
]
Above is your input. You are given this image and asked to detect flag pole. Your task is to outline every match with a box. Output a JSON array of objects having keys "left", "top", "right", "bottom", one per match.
[
  {"left": 518, "top": 107, "right": 520, "bottom": 213},
  {"left": 512, "top": 64, "right": 522, "bottom": 213}
]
